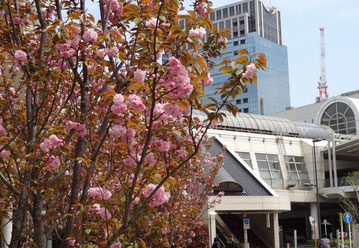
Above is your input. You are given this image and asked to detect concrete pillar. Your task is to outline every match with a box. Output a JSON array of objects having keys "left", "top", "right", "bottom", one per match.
[
  {"left": 2, "top": 215, "right": 12, "bottom": 248},
  {"left": 47, "top": 240, "right": 53, "bottom": 248},
  {"left": 243, "top": 213, "right": 249, "bottom": 248},
  {"left": 208, "top": 212, "right": 216, "bottom": 247},
  {"left": 310, "top": 202, "right": 319, "bottom": 239},
  {"left": 273, "top": 213, "right": 280, "bottom": 248}
]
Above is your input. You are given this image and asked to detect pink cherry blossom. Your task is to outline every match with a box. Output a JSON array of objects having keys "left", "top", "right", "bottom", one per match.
[
  {"left": 47, "top": 155, "right": 61, "bottom": 170},
  {"left": 164, "top": 57, "right": 193, "bottom": 99},
  {"left": 242, "top": 63, "right": 256, "bottom": 79},
  {"left": 106, "top": 47, "right": 118, "bottom": 57},
  {"left": 98, "top": 207, "right": 111, "bottom": 220},
  {"left": 97, "top": 48, "right": 106, "bottom": 58},
  {"left": 14, "top": 50, "right": 27, "bottom": 63},
  {"left": 164, "top": 103, "right": 183, "bottom": 119},
  {"left": 0, "top": 120, "right": 7, "bottom": 136},
  {"left": 143, "top": 183, "right": 171, "bottom": 207},
  {"left": 111, "top": 94, "right": 127, "bottom": 115},
  {"left": 154, "top": 139, "right": 171, "bottom": 152},
  {"left": 111, "top": 0, "right": 123, "bottom": 14},
  {"left": 65, "top": 121, "right": 86, "bottom": 138},
  {"left": 217, "top": 37, "right": 228, "bottom": 45},
  {"left": 175, "top": 148, "right": 188, "bottom": 159},
  {"left": 0, "top": 10, "right": 5, "bottom": 18},
  {"left": 83, "top": 29, "right": 98, "bottom": 43},
  {"left": 201, "top": 72, "right": 213, "bottom": 86},
  {"left": 145, "top": 17, "right": 157, "bottom": 28},
  {"left": 111, "top": 242, "right": 122, "bottom": 248},
  {"left": 128, "top": 94, "right": 145, "bottom": 112},
  {"left": 40, "top": 135, "right": 63, "bottom": 153},
  {"left": 188, "top": 27, "right": 206, "bottom": 39},
  {"left": 0, "top": 147, "right": 10, "bottom": 158},
  {"left": 134, "top": 69, "right": 146, "bottom": 83},
  {"left": 195, "top": 2, "right": 208, "bottom": 16},
  {"left": 109, "top": 125, "right": 126, "bottom": 139},
  {"left": 88, "top": 187, "right": 112, "bottom": 200},
  {"left": 68, "top": 240, "right": 76, "bottom": 246},
  {"left": 123, "top": 156, "right": 137, "bottom": 167}
]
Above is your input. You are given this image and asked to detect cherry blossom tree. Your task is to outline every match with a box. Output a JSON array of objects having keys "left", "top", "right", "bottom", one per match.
[{"left": 0, "top": 0, "right": 266, "bottom": 247}]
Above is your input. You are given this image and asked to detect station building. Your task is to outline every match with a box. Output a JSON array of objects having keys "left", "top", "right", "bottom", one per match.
[{"left": 202, "top": 91, "right": 359, "bottom": 247}]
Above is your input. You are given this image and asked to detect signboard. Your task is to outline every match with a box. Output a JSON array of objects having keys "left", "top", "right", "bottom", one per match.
[
  {"left": 339, "top": 232, "right": 353, "bottom": 238},
  {"left": 344, "top": 212, "right": 353, "bottom": 223},
  {"left": 243, "top": 218, "right": 250, "bottom": 230},
  {"left": 309, "top": 216, "right": 315, "bottom": 227}
]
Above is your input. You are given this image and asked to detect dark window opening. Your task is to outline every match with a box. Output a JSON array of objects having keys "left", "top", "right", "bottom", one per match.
[
  {"left": 240, "top": 30, "right": 245, "bottom": 35},
  {"left": 223, "top": 8, "right": 228, "bottom": 18},
  {"left": 243, "top": 98, "right": 248, "bottom": 103},
  {"left": 210, "top": 12, "right": 215, "bottom": 21},
  {"left": 240, "top": 39, "right": 245, "bottom": 45},
  {"left": 234, "top": 41, "right": 239, "bottom": 46},
  {"left": 216, "top": 10, "right": 222, "bottom": 20},
  {"left": 236, "top": 99, "right": 241, "bottom": 104},
  {"left": 233, "top": 31, "right": 238, "bottom": 37},
  {"left": 244, "top": 108, "right": 249, "bottom": 113},
  {"left": 230, "top": 6, "right": 235, "bottom": 16}
]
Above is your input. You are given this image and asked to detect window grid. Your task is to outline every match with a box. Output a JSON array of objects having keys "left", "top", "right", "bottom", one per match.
[{"left": 256, "top": 153, "right": 283, "bottom": 189}]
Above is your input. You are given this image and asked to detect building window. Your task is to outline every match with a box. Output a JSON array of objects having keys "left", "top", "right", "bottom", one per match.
[
  {"left": 320, "top": 102, "right": 357, "bottom": 135},
  {"left": 236, "top": 99, "right": 241, "bottom": 104},
  {"left": 243, "top": 3, "right": 248, "bottom": 13},
  {"left": 223, "top": 8, "right": 228, "bottom": 18},
  {"left": 234, "top": 41, "right": 239, "bottom": 46},
  {"left": 239, "top": 109, "right": 242, "bottom": 112},
  {"left": 240, "top": 20, "right": 245, "bottom": 25},
  {"left": 236, "top": 4, "right": 242, "bottom": 14},
  {"left": 240, "top": 30, "right": 245, "bottom": 35},
  {"left": 243, "top": 108, "right": 249, "bottom": 113},
  {"left": 219, "top": 21, "right": 224, "bottom": 30},
  {"left": 240, "top": 39, "right": 246, "bottom": 45},
  {"left": 243, "top": 98, "right": 248, "bottom": 103},
  {"left": 230, "top": 6, "right": 235, "bottom": 16},
  {"left": 214, "top": 23, "right": 218, "bottom": 30},
  {"left": 233, "top": 31, "right": 238, "bottom": 38},
  {"left": 235, "top": 152, "right": 252, "bottom": 168},
  {"left": 285, "top": 156, "right": 309, "bottom": 188},
  {"left": 216, "top": 10, "right": 222, "bottom": 20},
  {"left": 210, "top": 12, "right": 215, "bottom": 21},
  {"left": 256, "top": 153, "right": 283, "bottom": 188}
]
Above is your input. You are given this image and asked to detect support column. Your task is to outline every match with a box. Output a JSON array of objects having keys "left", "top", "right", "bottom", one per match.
[
  {"left": 208, "top": 212, "right": 216, "bottom": 247},
  {"left": 310, "top": 203, "right": 319, "bottom": 239},
  {"left": 327, "top": 140, "right": 333, "bottom": 187},
  {"left": 273, "top": 213, "right": 280, "bottom": 248},
  {"left": 243, "top": 213, "right": 249, "bottom": 248},
  {"left": 2, "top": 215, "right": 12, "bottom": 248}
]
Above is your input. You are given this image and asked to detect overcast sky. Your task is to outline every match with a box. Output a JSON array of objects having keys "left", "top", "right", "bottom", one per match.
[{"left": 88, "top": 0, "right": 359, "bottom": 107}]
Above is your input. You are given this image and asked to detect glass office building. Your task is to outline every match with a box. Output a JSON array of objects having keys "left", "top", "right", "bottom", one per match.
[{"left": 203, "top": 0, "right": 290, "bottom": 115}]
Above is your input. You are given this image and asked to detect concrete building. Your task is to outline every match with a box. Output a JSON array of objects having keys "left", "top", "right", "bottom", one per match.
[
  {"left": 199, "top": 107, "right": 359, "bottom": 247},
  {"left": 200, "top": 0, "right": 291, "bottom": 114}
]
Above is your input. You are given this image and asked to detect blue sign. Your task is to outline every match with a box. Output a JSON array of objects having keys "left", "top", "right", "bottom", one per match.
[
  {"left": 244, "top": 219, "right": 249, "bottom": 225},
  {"left": 343, "top": 212, "right": 352, "bottom": 223}
]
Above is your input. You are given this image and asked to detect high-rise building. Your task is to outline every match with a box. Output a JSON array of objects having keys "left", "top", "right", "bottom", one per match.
[{"left": 203, "top": 0, "right": 290, "bottom": 115}]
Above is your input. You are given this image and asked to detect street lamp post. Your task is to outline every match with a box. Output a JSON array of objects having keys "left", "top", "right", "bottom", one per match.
[{"left": 313, "top": 139, "right": 322, "bottom": 240}]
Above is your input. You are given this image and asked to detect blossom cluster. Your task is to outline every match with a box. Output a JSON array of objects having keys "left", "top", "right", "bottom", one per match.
[
  {"left": 242, "top": 63, "right": 256, "bottom": 79},
  {"left": 188, "top": 27, "right": 206, "bottom": 39},
  {"left": 88, "top": 187, "right": 112, "bottom": 200},
  {"left": 66, "top": 121, "right": 86, "bottom": 138},
  {"left": 163, "top": 57, "right": 193, "bottom": 99},
  {"left": 0, "top": 119, "right": 7, "bottom": 137},
  {"left": 40, "top": 135, "right": 63, "bottom": 153},
  {"left": 143, "top": 183, "right": 171, "bottom": 207}
]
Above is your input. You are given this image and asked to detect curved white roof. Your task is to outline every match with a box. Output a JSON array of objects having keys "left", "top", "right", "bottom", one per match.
[{"left": 194, "top": 111, "right": 333, "bottom": 139}]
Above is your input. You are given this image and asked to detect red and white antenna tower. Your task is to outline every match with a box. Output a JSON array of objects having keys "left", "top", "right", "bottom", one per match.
[{"left": 317, "top": 27, "right": 328, "bottom": 102}]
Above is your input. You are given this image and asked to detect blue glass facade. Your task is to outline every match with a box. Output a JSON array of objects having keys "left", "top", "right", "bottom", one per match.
[{"left": 204, "top": 32, "right": 290, "bottom": 115}]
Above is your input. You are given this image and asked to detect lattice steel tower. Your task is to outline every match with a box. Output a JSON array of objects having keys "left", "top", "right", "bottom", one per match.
[{"left": 317, "top": 27, "right": 328, "bottom": 102}]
